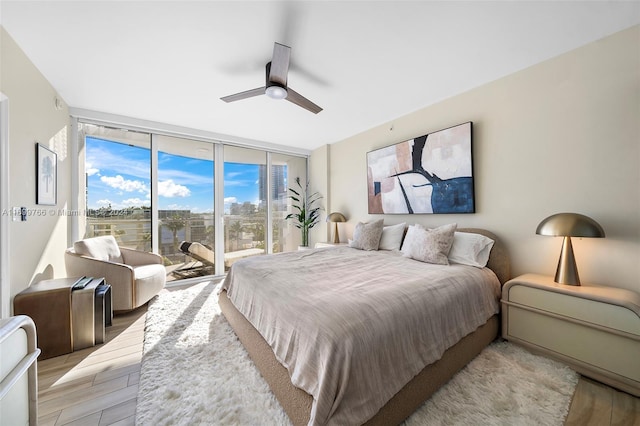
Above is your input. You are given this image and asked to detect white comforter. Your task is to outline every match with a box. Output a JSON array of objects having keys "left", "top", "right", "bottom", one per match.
[{"left": 222, "top": 246, "right": 501, "bottom": 425}]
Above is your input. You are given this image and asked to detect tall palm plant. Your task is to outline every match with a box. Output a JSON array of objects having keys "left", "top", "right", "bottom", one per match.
[
  {"left": 285, "top": 177, "right": 323, "bottom": 247},
  {"left": 228, "top": 220, "right": 244, "bottom": 251},
  {"left": 162, "top": 215, "right": 186, "bottom": 253}
]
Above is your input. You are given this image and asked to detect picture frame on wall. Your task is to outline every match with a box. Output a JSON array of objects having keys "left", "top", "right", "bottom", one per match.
[
  {"left": 367, "top": 122, "right": 474, "bottom": 214},
  {"left": 36, "top": 143, "right": 57, "bottom": 205}
]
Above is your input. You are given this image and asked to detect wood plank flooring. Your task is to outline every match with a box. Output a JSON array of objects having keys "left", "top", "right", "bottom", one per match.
[
  {"left": 37, "top": 306, "right": 146, "bottom": 426},
  {"left": 37, "top": 296, "right": 640, "bottom": 425},
  {"left": 565, "top": 377, "right": 640, "bottom": 426}
]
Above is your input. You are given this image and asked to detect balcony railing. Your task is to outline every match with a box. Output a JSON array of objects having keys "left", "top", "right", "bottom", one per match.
[{"left": 85, "top": 211, "right": 293, "bottom": 281}]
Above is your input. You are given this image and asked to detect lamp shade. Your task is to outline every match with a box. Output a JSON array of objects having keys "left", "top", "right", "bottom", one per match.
[
  {"left": 326, "top": 212, "right": 347, "bottom": 223},
  {"left": 536, "top": 213, "right": 605, "bottom": 238},
  {"left": 536, "top": 212, "right": 604, "bottom": 286}
]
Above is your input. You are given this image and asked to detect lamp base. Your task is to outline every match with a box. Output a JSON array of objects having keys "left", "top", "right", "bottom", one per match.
[
  {"left": 555, "top": 236, "right": 581, "bottom": 286},
  {"left": 332, "top": 222, "right": 340, "bottom": 243}
]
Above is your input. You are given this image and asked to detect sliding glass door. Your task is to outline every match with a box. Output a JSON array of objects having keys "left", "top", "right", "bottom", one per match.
[
  {"left": 223, "top": 146, "right": 267, "bottom": 271},
  {"left": 82, "top": 124, "right": 152, "bottom": 251},
  {"left": 155, "top": 135, "right": 214, "bottom": 281},
  {"left": 79, "top": 122, "right": 307, "bottom": 281},
  {"left": 271, "top": 153, "right": 307, "bottom": 252}
]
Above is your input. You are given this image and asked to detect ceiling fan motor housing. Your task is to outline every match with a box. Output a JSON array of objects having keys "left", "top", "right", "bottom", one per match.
[{"left": 265, "top": 62, "right": 288, "bottom": 99}]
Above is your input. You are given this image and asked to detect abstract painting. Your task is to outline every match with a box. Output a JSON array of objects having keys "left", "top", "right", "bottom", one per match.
[{"left": 367, "top": 122, "right": 474, "bottom": 214}]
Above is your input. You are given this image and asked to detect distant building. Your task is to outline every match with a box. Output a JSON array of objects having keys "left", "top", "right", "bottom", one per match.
[{"left": 259, "top": 164, "right": 287, "bottom": 209}]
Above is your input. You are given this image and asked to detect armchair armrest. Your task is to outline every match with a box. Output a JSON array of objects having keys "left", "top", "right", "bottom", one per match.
[
  {"left": 120, "top": 248, "right": 163, "bottom": 266},
  {"left": 65, "top": 252, "right": 135, "bottom": 284},
  {"left": 65, "top": 251, "right": 139, "bottom": 311}
]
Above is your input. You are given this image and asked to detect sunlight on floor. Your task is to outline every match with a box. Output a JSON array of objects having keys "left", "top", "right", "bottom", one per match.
[{"left": 50, "top": 314, "right": 146, "bottom": 387}]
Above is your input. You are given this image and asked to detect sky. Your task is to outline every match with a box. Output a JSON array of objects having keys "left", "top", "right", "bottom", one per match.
[{"left": 85, "top": 137, "right": 260, "bottom": 214}]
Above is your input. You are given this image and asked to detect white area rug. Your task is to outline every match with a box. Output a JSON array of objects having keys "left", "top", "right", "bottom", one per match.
[{"left": 136, "top": 281, "right": 579, "bottom": 425}]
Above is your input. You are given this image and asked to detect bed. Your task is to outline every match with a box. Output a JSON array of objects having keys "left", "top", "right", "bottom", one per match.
[{"left": 219, "top": 227, "right": 510, "bottom": 425}]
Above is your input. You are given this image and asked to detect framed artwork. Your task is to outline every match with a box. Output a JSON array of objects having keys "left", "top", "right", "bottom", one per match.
[
  {"left": 36, "top": 143, "right": 57, "bottom": 205},
  {"left": 367, "top": 122, "right": 474, "bottom": 214}
]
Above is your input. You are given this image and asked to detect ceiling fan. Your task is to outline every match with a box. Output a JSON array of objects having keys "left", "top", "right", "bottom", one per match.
[{"left": 221, "top": 42, "right": 322, "bottom": 114}]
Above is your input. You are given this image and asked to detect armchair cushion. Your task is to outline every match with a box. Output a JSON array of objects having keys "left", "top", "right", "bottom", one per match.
[
  {"left": 121, "top": 247, "right": 163, "bottom": 266},
  {"left": 133, "top": 264, "right": 166, "bottom": 308},
  {"left": 74, "top": 236, "right": 123, "bottom": 263}
]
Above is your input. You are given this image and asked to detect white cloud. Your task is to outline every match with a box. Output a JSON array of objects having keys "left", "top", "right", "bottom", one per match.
[
  {"left": 121, "top": 198, "right": 146, "bottom": 207},
  {"left": 158, "top": 180, "right": 191, "bottom": 198},
  {"left": 95, "top": 199, "right": 112, "bottom": 207},
  {"left": 224, "top": 180, "right": 252, "bottom": 187},
  {"left": 101, "top": 175, "right": 148, "bottom": 193},
  {"left": 86, "top": 162, "right": 100, "bottom": 176},
  {"left": 224, "top": 197, "right": 237, "bottom": 204},
  {"left": 86, "top": 145, "right": 150, "bottom": 181}
]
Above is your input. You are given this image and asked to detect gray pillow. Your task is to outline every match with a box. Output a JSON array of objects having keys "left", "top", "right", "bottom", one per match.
[
  {"left": 402, "top": 223, "right": 457, "bottom": 265},
  {"left": 349, "top": 219, "right": 384, "bottom": 251}
]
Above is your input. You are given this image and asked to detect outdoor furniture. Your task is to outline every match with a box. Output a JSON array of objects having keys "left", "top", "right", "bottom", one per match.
[{"left": 172, "top": 241, "right": 264, "bottom": 278}]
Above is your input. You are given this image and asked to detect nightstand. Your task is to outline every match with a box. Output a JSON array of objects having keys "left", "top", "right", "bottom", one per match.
[
  {"left": 314, "top": 242, "right": 348, "bottom": 248},
  {"left": 501, "top": 273, "right": 640, "bottom": 397}
]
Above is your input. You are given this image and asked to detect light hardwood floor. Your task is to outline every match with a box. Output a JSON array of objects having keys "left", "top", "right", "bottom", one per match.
[
  {"left": 37, "top": 307, "right": 146, "bottom": 426},
  {"left": 37, "top": 300, "right": 640, "bottom": 426}
]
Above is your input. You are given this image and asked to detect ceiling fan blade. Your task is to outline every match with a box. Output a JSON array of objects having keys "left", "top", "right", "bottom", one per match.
[
  {"left": 220, "top": 87, "right": 266, "bottom": 103},
  {"left": 285, "top": 87, "right": 322, "bottom": 114},
  {"left": 269, "top": 42, "right": 290, "bottom": 86}
]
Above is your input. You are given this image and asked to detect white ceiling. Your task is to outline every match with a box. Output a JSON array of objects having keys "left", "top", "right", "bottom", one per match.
[{"left": 2, "top": 1, "right": 639, "bottom": 152}]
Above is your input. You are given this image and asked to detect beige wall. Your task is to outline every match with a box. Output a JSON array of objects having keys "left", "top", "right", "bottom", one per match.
[
  {"left": 1, "top": 27, "right": 71, "bottom": 307},
  {"left": 315, "top": 25, "right": 639, "bottom": 292},
  {"left": 309, "top": 144, "right": 329, "bottom": 243}
]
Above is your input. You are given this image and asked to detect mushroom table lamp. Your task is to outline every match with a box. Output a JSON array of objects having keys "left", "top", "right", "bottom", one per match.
[
  {"left": 326, "top": 212, "right": 347, "bottom": 243},
  {"left": 535, "top": 212, "right": 605, "bottom": 286}
]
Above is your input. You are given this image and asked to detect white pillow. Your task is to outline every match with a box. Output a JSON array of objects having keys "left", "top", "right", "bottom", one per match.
[
  {"left": 74, "top": 235, "right": 123, "bottom": 263},
  {"left": 400, "top": 224, "right": 424, "bottom": 256},
  {"left": 349, "top": 219, "right": 384, "bottom": 251},
  {"left": 402, "top": 223, "right": 457, "bottom": 265},
  {"left": 448, "top": 232, "right": 495, "bottom": 268},
  {"left": 378, "top": 222, "right": 406, "bottom": 251}
]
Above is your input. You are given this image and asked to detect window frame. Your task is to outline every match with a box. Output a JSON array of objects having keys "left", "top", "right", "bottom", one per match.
[{"left": 70, "top": 114, "right": 309, "bottom": 281}]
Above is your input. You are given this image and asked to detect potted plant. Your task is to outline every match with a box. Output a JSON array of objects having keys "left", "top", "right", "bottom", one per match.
[{"left": 285, "top": 177, "right": 323, "bottom": 248}]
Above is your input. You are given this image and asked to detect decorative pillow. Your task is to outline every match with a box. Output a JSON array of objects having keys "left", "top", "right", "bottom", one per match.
[
  {"left": 402, "top": 223, "right": 457, "bottom": 265},
  {"left": 378, "top": 222, "right": 406, "bottom": 251},
  {"left": 448, "top": 232, "right": 495, "bottom": 268},
  {"left": 349, "top": 219, "right": 384, "bottom": 251},
  {"left": 74, "top": 235, "right": 123, "bottom": 263}
]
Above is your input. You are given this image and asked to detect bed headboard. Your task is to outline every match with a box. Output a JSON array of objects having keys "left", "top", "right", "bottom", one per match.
[{"left": 457, "top": 228, "right": 511, "bottom": 285}]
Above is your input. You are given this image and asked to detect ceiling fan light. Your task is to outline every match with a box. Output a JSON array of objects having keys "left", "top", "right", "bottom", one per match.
[{"left": 265, "top": 85, "right": 288, "bottom": 100}]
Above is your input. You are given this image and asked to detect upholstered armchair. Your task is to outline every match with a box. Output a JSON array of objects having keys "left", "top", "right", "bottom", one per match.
[{"left": 65, "top": 235, "right": 166, "bottom": 312}]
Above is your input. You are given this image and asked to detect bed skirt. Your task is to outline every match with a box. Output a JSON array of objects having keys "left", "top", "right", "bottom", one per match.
[{"left": 219, "top": 289, "right": 499, "bottom": 425}]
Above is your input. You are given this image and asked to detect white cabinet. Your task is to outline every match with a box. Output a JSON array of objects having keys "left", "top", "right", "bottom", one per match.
[{"left": 501, "top": 274, "right": 640, "bottom": 397}]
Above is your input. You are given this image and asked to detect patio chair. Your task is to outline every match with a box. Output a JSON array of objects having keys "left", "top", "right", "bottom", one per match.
[{"left": 171, "top": 241, "right": 215, "bottom": 279}]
